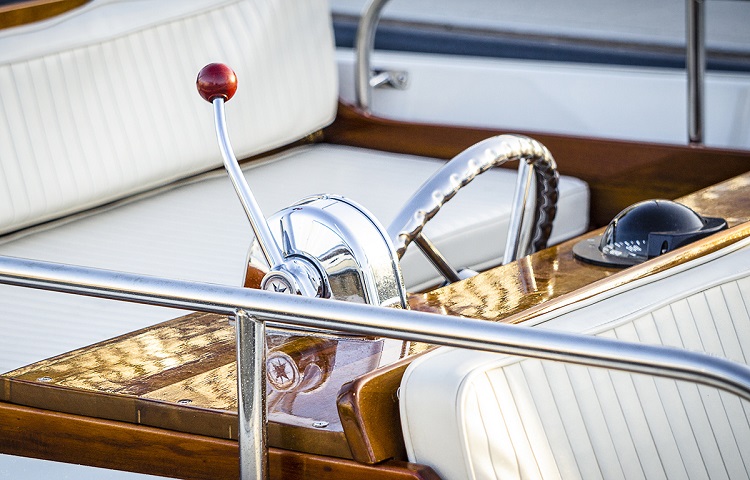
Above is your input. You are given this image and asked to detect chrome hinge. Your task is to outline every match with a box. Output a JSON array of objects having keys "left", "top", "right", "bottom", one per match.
[{"left": 369, "top": 69, "right": 409, "bottom": 90}]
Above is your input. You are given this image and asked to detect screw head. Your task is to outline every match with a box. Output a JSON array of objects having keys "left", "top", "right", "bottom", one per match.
[
  {"left": 177, "top": 399, "right": 193, "bottom": 405},
  {"left": 266, "top": 352, "right": 300, "bottom": 391},
  {"left": 312, "top": 421, "right": 329, "bottom": 429},
  {"left": 261, "top": 272, "right": 295, "bottom": 295}
]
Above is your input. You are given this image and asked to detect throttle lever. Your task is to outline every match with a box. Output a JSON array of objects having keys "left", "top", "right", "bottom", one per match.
[
  {"left": 197, "top": 63, "right": 407, "bottom": 310},
  {"left": 197, "top": 63, "right": 322, "bottom": 297},
  {"left": 197, "top": 63, "right": 284, "bottom": 268}
]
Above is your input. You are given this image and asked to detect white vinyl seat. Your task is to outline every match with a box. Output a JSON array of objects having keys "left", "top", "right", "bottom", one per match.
[
  {"left": 0, "top": 0, "right": 589, "bottom": 372},
  {"left": 400, "top": 237, "right": 750, "bottom": 480}
]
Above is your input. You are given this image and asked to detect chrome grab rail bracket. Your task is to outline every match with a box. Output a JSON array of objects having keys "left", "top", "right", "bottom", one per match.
[
  {"left": 3, "top": 255, "right": 750, "bottom": 477},
  {"left": 355, "top": 0, "right": 408, "bottom": 112},
  {"left": 369, "top": 69, "right": 409, "bottom": 90},
  {"left": 235, "top": 309, "right": 267, "bottom": 480}
]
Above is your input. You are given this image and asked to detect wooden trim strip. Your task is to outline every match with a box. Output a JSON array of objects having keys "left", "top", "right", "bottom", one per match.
[
  {"left": 0, "top": 401, "right": 236, "bottom": 480},
  {"left": 0, "top": 401, "right": 439, "bottom": 480},
  {"left": 0, "top": 0, "right": 88, "bottom": 29},
  {"left": 504, "top": 221, "right": 750, "bottom": 325},
  {"left": 337, "top": 356, "right": 414, "bottom": 464}
]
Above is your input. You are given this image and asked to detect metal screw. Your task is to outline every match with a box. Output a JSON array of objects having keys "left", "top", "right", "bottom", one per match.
[
  {"left": 177, "top": 399, "right": 192, "bottom": 405},
  {"left": 312, "top": 421, "right": 329, "bottom": 429},
  {"left": 37, "top": 376, "right": 52, "bottom": 382}
]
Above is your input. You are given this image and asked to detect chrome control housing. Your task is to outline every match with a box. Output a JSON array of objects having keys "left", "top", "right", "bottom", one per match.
[
  {"left": 251, "top": 195, "right": 408, "bottom": 309},
  {"left": 197, "top": 63, "right": 407, "bottom": 309}
]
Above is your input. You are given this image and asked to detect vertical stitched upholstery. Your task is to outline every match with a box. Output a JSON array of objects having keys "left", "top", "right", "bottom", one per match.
[{"left": 0, "top": 0, "right": 337, "bottom": 235}]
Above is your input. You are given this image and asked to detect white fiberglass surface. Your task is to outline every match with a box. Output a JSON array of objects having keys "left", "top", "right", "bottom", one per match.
[{"left": 337, "top": 50, "right": 750, "bottom": 149}]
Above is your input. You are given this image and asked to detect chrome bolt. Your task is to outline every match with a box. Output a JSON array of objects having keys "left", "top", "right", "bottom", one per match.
[
  {"left": 177, "top": 399, "right": 192, "bottom": 405},
  {"left": 36, "top": 376, "right": 52, "bottom": 382},
  {"left": 312, "top": 421, "right": 329, "bottom": 429}
]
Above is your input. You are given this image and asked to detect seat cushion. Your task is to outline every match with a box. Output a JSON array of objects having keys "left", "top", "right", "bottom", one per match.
[
  {"left": 0, "top": 144, "right": 589, "bottom": 372},
  {"left": 400, "top": 237, "right": 750, "bottom": 480},
  {"left": 0, "top": 0, "right": 337, "bottom": 235}
]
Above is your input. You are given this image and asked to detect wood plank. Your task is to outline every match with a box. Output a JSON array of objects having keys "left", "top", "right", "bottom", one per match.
[
  {"left": 0, "top": 401, "right": 236, "bottom": 480},
  {"left": 412, "top": 220, "right": 750, "bottom": 319},
  {"left": 409, "top": 172, "right": 750, "bottom": 321},
  {"left": 0, "top": 401, "right": 439, "bottom": 480},
  {"left": 4, "top": 312, "right": 235, "bottom": 399},
  {"left": 0, "top": 0, "right": 88, "bottom": 29},
  {"left": 1, "top": 314, "right": 390, "bottom": 459},
  {"left": 338, "top": 356, "right": 413, "bottom": 464}
]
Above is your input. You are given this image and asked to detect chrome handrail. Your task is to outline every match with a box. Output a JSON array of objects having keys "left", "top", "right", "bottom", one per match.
[
  {"left": 3, "top": 255, "right": 750, "bottom": 478},
  {"left": 354, "top": 0, "right": 390, "bottom": 111},
  {"left": 355, "top": 0, "right": 707, "bottom": 143},
  {"left": 687, "top": 0, "right": 705, "bottom": 145}
]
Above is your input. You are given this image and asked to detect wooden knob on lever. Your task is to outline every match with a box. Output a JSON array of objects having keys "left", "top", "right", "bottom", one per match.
[{"left": 196, "top": 63, "right": 237, "bottom": 102}]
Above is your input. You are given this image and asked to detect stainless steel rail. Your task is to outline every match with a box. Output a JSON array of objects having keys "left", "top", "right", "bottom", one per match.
[
  {"left": 354, "top": 0, "right": 389, "bottom": 111},
  {"left": 235, "top": 309, "right": 267, "bottom": 479},
  {"left": 3, "top": 255, "right": 750, "bottom": 478},
  {"left": 687, "top": 0, "right": 705, "bottom": 145},
  {"left": 355, "top": 0, "right": 707, "bottom": 144}
]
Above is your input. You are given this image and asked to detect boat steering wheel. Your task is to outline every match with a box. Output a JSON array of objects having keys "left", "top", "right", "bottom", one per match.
[{"left": 387, "top": 135, "right": 559, "bottom": 284}]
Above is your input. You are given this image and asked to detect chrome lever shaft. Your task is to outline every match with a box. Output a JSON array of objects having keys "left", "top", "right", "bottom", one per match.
[
  {"left": 197, "top": 63, "right": 284, "bottom": 269},
  {"left": 211, "top": 97, "right": 284, "bottom": 268}
]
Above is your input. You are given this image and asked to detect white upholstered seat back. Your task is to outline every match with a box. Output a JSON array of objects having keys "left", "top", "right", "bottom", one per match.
[
  {"left": 400, "top": 238, "right": 750, "bottom": 479},
  {"left": 0, "top": 0, "right": 337, "bottom": 235}
]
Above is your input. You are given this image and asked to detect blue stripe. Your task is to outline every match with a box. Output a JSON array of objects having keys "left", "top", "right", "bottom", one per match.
[{"left": 333, "top": 19, "right": 750, "bottom": 73}]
